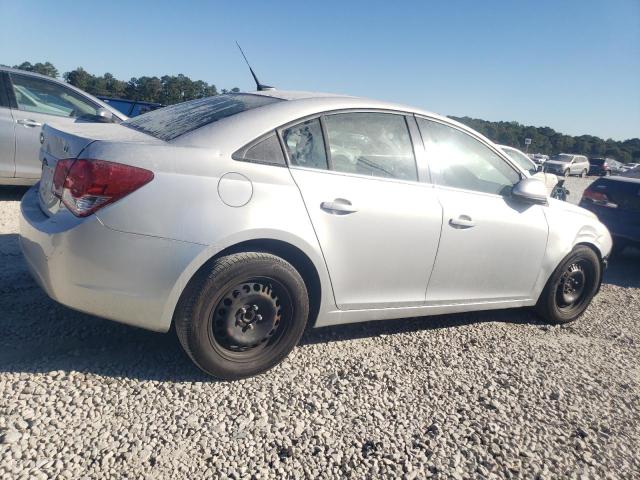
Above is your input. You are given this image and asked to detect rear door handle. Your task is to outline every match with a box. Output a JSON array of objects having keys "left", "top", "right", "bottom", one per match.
[
  {"left": 449, "top": 215, "right": 475, "bottom": 228},
  {"left": 17, "top": 119, "right": 43, "bottom": 128},
  {"left": 320, "top": 198, "right": 357, "bottom": 215}
]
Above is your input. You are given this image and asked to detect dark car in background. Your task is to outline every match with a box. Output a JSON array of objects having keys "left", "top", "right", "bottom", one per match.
[
  {"left": 588, "top": 157, "right": 624, "bottom": 176},
  {"left": 96, "top": 96, "right": 163, "bottom": 117},
  {"left": 580, "top": 176, "right": 640, "bottom": 255}
]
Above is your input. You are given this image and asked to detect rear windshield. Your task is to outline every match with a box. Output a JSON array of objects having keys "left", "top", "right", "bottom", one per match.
[
  {"left": 123, "top": 94, "right": 282, "bottom": 141},
  {"left": 590, "top": 158, "right": 605, "bottom": 165}
]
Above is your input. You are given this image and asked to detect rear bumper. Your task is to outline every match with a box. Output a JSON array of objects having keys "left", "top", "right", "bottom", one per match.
[{"left": 19, "top": 186, "right": 205, "bottom": 332}]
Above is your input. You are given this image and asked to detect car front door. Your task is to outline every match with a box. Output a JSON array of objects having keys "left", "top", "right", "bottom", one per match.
[
  {"left": 416, "top": 117, "right": 548, "bottom": 304},
  {"left": 283, "top": 112, "right": 443, "bottom": 310},
  {"left": 9, "top": 73, "right": 102, "bottom": 179}
]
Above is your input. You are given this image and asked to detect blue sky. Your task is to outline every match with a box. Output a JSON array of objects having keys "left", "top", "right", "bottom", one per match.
[{"left": 1, "top": 0, "right": 638, "bottom": 140}]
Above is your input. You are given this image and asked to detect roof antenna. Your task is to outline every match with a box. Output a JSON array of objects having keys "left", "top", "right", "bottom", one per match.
[{"left": 236, "top": 42, "right": 275, "bottom": 91}]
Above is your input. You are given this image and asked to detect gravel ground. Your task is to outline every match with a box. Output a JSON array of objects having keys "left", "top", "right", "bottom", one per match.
[{"left": 1, "top": 185, "right": 639, "bottom": 479}]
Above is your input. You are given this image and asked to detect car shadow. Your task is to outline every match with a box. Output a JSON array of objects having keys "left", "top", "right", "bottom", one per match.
[
  {"left": 0, "top": 186, "right": 30, "bottom": 201},
  {"left": 0, "top": 229, "right": 636, "bottom": 381},
  {"left": 603, "top": 246, "right": 640, "bottom": 288}
]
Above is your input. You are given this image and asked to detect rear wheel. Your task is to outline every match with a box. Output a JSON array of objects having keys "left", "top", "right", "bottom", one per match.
[
  {"left": 175, "top": 252, "right": 309, "bottom": 380},
  {"left": 535, "top": 246, "right": 601, "bottom": 324}
]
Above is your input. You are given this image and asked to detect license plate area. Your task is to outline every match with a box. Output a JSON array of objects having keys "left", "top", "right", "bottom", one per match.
[{"left": 39, "top": 158, "right": 60, "bottom": 213}]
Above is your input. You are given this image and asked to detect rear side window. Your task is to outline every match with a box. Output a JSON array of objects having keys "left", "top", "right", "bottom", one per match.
[
  {"left": 123, "top": 94, "right": 282, "bottom": 141},
  {"left": 281, "top": 118, "right": 328, "bottom": 170},
  {"left": 233, "top": 133, "right": 286, "bottom": 166},
  {"left": 323, "top": 112, "right": 417, "bottom": 181}
]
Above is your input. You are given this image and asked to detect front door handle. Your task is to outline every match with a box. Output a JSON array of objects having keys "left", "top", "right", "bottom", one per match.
[
  {"left": 320, "top": 198, "right": 357, "bottom": 215},
  {"left": 17, "top": 119, "right": 43, "bottom": 128},
  {"left": 449, "top": 215, "right": 475, "bottom": 229}
]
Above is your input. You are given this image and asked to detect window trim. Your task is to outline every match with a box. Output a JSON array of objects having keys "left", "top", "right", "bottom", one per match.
[
  {"left": 276, "top": 108, "right": 424, "bottom": 185},
  {"left": 231, "top": 130, "right": 287, "bottom": 167},
  {"left": 8, "top": 72, "right": 102, "bottom": 118},
  {"left": 414, "top": 114, "right": 524, "bottom": 198}
]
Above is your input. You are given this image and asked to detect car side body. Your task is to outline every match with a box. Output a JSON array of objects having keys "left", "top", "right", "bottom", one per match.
[
  {"left": 20, "top": 91, "right": 612, "bottom": 333},
  {"left": 0, "top": 67, "right": 126, "bottom": 186}
]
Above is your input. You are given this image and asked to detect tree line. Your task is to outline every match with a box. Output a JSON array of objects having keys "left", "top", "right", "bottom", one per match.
[
  {"left": 8, "top": 61, "right": 640, "bottom": 163},
  {"left": 11, "top": 61, "right": 239, "bottom": 106},
  {"left": 449, "top": 116, "right": 639, "bottom": 164}
]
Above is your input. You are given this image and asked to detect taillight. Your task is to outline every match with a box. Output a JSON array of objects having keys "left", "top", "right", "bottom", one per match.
[
  {"left": 52, "top": 159, "right": 154, "bottom": 217},
  {"left": 582, "top": 188, "right": 618, "bottom": 208}
]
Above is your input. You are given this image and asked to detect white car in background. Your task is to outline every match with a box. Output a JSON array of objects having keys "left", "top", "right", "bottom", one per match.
[
  {"left": 0, "top": 67, "right": 126, "bottom": 186},
  {"left": 499, "top": 145, "right": 560, "bottom": 196}
]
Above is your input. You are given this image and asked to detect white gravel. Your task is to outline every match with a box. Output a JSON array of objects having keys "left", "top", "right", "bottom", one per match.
[{"left": 1, "top": 185, "right": 639, "bottom": 479}]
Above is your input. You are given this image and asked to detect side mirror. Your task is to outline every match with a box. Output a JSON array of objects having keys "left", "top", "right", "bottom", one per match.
[
  {"left": 95, "top": 108, "right": 118, "bottom": 123},
  {"left": 512, "top": 178, "right": 548, "bottom": 205}
]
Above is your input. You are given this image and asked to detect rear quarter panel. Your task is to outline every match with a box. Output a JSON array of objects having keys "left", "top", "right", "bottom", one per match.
[{"left": 84, "top": 140, "right": 335, "bottom": 329}]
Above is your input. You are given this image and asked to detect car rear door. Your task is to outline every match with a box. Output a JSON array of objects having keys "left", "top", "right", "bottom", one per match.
[
  {"left": 0, "top": 72, "right": 16, "bottom": 178},
  {"left": 284, "top": 112, "right": 443, "bottom": 310},
  {"left": 416, "top": 117, "right": 548, "bottom": 304},
  {"left": 8, "top": 72, "right": 102, "bottom": 179}
]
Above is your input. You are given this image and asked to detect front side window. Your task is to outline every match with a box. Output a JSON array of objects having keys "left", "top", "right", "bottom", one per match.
[
  {"left": 418, "top": 118, "right": 520, "bottom": 195},
  {"left": 11, "top": 74, "right": 100, "bottom": 118},
  {"left": 323, "top": 113, "right": 417, "bottom": 181},
  {"left": 281, "top": 118, "right": 328, "bottom": 170},
  {"left": 502, "top": 147, "right": 537, "bottom": 175}
]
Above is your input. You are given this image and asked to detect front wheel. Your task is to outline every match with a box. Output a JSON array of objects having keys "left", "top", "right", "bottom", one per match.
[
  {"left": 175, "top": 252, "right": 309, "bottom": 380},
  {"left": 535, "top": 246, "right": 601, "bottom": 324},
  {"left": 564, "top": 169, "right": 570, "bottom": 177},
  {"left": 580, "top": 169, "right": 587, "bottom": 178}
]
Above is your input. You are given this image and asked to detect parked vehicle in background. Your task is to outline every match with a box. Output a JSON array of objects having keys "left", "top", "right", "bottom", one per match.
[
  {"left": 620, "top": 162, "right": 640, "bottom": 174},
  {"left": 20, "top": 90, "right": 612, "bottom": 379},
  {"left": 543, "top": 154, "right": 590, "bottom": 177},
  {"left": 588, "top": 157, "right": 624, "bottom": 176},
  {"left": 531, "top": 153, "right": 549, "bottom": 166},
  {"left": 96, "top": 96, "right": 163, "bottom": 117},
  {"left": 580, "top": 176, "right": 640, "bottom": 255},
  {"left": 499, "top": 145, "right": 568, "bottom": 201},
  {"left": 0, "top": 67, "right": 126, "bottom": 185}
]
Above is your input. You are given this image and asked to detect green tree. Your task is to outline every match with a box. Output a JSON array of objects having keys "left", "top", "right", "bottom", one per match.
[{"left": 13, "top": 61, "right": 59, "bottom": 78}]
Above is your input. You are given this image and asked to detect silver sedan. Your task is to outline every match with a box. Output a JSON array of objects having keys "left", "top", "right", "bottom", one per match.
[
  {"left": 19, "top": 91, "right": 612, "bottom": 379},
  {"left": 0, "top": 67, "right": 125, "bottom": 185}
]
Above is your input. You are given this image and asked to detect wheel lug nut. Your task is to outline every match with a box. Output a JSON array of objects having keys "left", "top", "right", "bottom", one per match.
[{"left": 255, "top": 314, "right": 262, "bottom": 322}]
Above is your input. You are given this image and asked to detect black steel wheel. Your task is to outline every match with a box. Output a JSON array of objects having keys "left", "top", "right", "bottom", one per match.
[
  {"left": 175, "top": 252, "right": 309, "bottom": 380},
  {"left": 536, "top": 246, "right": 601, "bottom": 323}
]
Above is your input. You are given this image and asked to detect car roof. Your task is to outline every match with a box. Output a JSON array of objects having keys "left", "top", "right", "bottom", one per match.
[
  {"left": 598, "top": 175, "right": 640, "bottom": 184},
  {"left": 175, "top": 89, "right": 486, "bottom": 149}
]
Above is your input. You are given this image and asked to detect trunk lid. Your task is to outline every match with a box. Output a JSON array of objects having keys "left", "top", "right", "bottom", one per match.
[{"left": 38, "top": 122, "right": 161, "bottom": 216}]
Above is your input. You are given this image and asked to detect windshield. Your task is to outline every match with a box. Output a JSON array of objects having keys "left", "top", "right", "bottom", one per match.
[
  {"left": 550, "top": 154, "right": 573, "bottom": 162},
  {"left": 123, "top": 94, "right": 282, "bottom": 141},
  {"left": 502, "top": 147, "right": 537, "bottom": 175}
]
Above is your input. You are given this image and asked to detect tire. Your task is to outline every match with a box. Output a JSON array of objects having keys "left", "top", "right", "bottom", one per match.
[
  {"left": 535, "top": 246, "right": 601, "bottom": 324},
  {"left": 175, "top": 252, "right": 309, "bottom": 380},
  {"left": 580, "top": 169, "right": 587, "bottom": 178},
  {"left": 564, "top": 169, "right": 570, "bottom": 177}
]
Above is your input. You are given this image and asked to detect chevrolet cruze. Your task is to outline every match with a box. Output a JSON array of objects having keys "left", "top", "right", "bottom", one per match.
[{"left": 19, "top": 91, "right": 612, "bottom": 379}]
